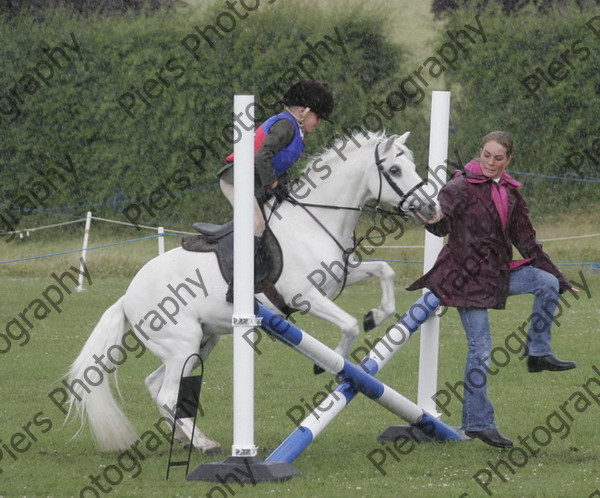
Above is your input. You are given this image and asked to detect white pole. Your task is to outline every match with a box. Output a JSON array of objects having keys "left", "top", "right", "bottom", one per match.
[
  {"left": 417, "top": 91, "right": 450, "bottom": 415},
  {"left": 187, "top": 96, "right": 296, "bottom": 483},
  {"left": 157, "top": 226, "right": 165, "bottom": 255},
  {"left": 76, "top": 211, "right": 92, "bottom": 292},
  {"left": 231, "top": 95, "right": 257, "bottom": 457}
]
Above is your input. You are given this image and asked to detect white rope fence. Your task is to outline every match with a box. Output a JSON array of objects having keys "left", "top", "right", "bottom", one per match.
[
  {"left": 2, "top": 214, "right": 597, "bottom": 249},
  {"left": 1, "top": 212, "right": 597, "bottom": 292},
  {"left": 363, "top": 232, "right": 600, "bottom": 249},
  {"left": 0, "top": 218, "right": 85, "bottom": 240},
  {"left": 0, "top": 211, "right": 199, "bottom": 290}
]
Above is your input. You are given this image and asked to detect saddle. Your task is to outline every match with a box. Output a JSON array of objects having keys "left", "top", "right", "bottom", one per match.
[{"left": 182, "top": 221, "right": 292, "bottom": 313}]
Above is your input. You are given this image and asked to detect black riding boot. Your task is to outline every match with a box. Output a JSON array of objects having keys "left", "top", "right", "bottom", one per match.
[
  {"left": 254, "top": 234, "right": 271, "bottom": 282},
  {"left": 225, "top": 235, "right": 271, "bottom": 303},
  {"left": 226, "top": 281, "right": 234, "bottom": 303}
]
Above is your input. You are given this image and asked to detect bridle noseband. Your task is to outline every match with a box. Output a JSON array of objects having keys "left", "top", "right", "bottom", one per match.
[{"left": 374, "top": 142, "right": 427, "bottom": 213}]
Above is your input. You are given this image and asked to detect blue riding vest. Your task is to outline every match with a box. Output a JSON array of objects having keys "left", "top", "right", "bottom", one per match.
[
  {"left": 261, "top": 112, "right": 305, "bottom": 176},
  {"left": 227, "top": 112, "right": 305, "bottom": 174}
]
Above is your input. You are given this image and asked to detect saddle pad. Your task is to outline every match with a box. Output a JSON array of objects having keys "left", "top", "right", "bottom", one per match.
[
  {"left": 181, "top": 226, "right": 283, "bottom": 288},
  {"left": 182, "top": 232, "right": 233, "bottom": 284}
]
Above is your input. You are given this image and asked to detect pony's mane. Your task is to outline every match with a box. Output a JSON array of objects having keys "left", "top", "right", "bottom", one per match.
[
  {"left": 307, "top": 130, "right": 388, "bottom": 166},
  {"left": 300, "top": 130, "right": 414, "bottom": 176}
]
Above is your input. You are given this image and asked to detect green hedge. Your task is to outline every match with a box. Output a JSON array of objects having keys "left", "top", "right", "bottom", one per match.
[
  {"left": 438, "top": 4, "right": 600, "bottom": 211},
  {"left": 0, "top": 2, "right": 428, "bottom": 235},
  {"left": 4, "top": 2, "right": 596, "bottom": 238}
]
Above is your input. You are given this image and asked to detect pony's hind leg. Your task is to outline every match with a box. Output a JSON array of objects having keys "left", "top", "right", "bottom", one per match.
[
  {"left": 156, "top": 357, "right": 222, "bottom": 455},
  {"left": 145, "top": 364, "right": 165, "bottom": 404},
  {"left": 145, "top": 365, "right": 190, "bottom": 445},
  {"left": 145, "top": 365, "right": 188, "bottom": 446},
  {"left": 145, "top": 326, "right": 222, "bottom": 455}
]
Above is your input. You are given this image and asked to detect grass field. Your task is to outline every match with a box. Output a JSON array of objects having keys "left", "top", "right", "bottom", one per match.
[{"left": 0, "top": 209, "right": 598, "bottom": 497}]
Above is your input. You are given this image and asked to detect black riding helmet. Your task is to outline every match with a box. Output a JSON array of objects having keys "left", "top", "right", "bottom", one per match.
[{"left": 278, "top": 79, "right": 334, "bottom": 123}]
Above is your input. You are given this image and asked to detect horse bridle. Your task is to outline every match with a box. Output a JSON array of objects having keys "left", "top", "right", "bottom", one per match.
[
  {"left": 271, "top": 140, "right": 428, "bottom": 302},
  {"left": 283, "top": 140, "right": 427, "bottom": 217},
  {"left": 374, "top": 141, "right": 427, "bottom": 213}
]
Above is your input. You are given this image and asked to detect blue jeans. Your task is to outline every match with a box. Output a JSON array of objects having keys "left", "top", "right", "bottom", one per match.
[{"left": 457, "top": 266, "right": 560, "bottom": 431}]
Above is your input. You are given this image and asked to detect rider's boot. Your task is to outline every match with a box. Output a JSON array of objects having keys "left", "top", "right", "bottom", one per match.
[
  {"left": 226, "top": 281, "right": 234, "bottom": 303},
  {"left": 254, "top": 234, "right": 271, "bottom": 281},
  {"left": 225, "top": 235, "right": 271, "bottom": 303}
]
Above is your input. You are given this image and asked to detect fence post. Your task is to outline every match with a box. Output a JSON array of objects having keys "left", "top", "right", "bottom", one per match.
[
  {"left": 158, "top": 226, "right": 165, "bottom": 255},
  {"left": 76, "top": 211, "right": 92, "bottom": 292}
]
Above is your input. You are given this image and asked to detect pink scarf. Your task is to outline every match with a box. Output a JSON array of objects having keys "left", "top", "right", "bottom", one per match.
[
  {"left": 463, "top": 160, "right": 521, "bottom": 229},
  {"left": 463, "top": 161, "right": 531, "bottom": 270},
  {"left": 491, "top": 181, "right": 509, "bottom": 229}
]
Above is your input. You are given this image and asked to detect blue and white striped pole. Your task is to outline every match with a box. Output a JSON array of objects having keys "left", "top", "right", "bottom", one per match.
[{"left": 257, "top": 292, "right": 461, "bottom": 464}]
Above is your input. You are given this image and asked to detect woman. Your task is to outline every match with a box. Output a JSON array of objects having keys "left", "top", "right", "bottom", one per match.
[{"left": 408, "top": 131, "right": 577, "bottom": 448}]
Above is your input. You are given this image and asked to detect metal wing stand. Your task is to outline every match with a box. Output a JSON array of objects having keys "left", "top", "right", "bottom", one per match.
[{"left": 166, "top": 353, "right": 204, "bottom": 480}]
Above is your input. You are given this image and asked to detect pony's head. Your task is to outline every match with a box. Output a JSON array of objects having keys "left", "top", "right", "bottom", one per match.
[{"left": 369, "top": 132, "right": 442, "bottom": 225}]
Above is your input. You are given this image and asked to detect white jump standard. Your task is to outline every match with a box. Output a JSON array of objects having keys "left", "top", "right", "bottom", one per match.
[
  {"left": 187, "top": 95, "right": 298, "bottom": 482},
  {"left": 256, "top": 292, "right": 461, "bottom": 465}
]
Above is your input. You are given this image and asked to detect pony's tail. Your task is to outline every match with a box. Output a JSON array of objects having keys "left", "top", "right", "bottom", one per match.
[{"left": 67, "top": 296, "right": 139, "bottom": 451}]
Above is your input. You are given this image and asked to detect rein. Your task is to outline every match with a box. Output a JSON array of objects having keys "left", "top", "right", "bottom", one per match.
[
  {"left": 282, "top": 198, "right": 402, "bottom": 218},
  {"left": 275, "top": 141, "right": 426, "bottom": 301}
]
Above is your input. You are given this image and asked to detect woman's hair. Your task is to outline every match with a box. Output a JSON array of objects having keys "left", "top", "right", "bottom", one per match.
[{"left": 481, "top": 131, "right": 514, "bottom": 157}]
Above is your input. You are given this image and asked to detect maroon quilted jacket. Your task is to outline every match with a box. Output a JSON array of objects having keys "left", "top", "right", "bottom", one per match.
[{"left": 407, "top": 162, "right": 570, "bottom": 309}]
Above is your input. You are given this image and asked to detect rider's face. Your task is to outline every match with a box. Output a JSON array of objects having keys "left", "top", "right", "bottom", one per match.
[{"left": 302, "top": 110, "right": 322, "bottom": 133}]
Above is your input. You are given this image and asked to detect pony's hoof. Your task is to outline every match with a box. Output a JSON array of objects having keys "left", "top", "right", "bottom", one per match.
[
  {"left": 203, "top": 445, "right": 223, "bottom": 457},
  {"left": 363, "top": 311, "right": 376, "bottom": 332},
  {"left": 313, "top": 364, "right": 325, "bottom": 375}
]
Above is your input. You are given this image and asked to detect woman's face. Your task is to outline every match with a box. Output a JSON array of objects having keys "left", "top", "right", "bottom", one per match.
[{"left": 479, "top": 140, "right": 512, "bottom": 179}]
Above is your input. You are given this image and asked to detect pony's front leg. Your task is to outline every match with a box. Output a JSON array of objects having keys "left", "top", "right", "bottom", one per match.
[
  {"left": 344, "top": 260, "right": 396, "bottom": 332},
  {"left": 301, "top": 289, "right": 361, "bottom": 360}
]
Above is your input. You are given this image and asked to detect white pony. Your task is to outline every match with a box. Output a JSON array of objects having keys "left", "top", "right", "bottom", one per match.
[{"left": 67, "top": 131, "right": 441, "bottom": 455}]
